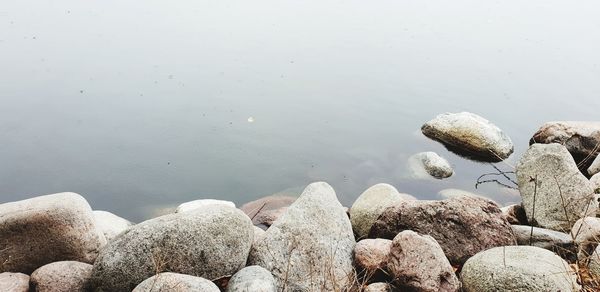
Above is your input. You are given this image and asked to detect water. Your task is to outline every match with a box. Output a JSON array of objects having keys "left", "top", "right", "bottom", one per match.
[{"left": 1, "top": 1, "right": 599, "bottom": 222}]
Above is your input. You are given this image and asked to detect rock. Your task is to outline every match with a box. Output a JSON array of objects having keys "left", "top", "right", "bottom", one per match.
[
  {"left": 591, "top": 174, "right": 600, "bottom": 194},
  {"left": 530, "top": 121, "right": 600, "bottom": 173},
  {"left": 132, "top": 273, "right": 219, "bottom": 292},
  {"left": 30, "top": 261, "right": 93, "bottom": 292},
  {"left": 93, "top": 211, "right": 132, "bottom": 242},
  {"left": 226, "top": 266, "right": 276, "bottom": 292},
  {"left": 350, "top": 183, "right": 415, "bottom": 239},
  {"left": 438, "top": 188, "right": 489, "bottom": 200},
  {"left": 588, "top": 245, "right": 600, "bottom": 279},
  {"left": 90, "top": 205, "right": 253, "bottom": 292},
  {"left": 0, "top": 192, "right": 106, "bottom": 274},
  {"left": 248, "top": 182, "right": 355, "bottom": 291},
  {"left": 369, "top": 196, "right": 515, "bottom": 265},
  {"left": 408, "top": 152, "right": 454, "bottom": 179},
  {"left": 511, "top": 225, "right": 573, "bottom": 253},
  {"left": 354, "top": 239, "right": 392, "bottom": 272},
  {"left": 387, "top": 230, "right": 460, "bottom": 292},
  {"left": 421, "top": 112, "right": 514, "bottom": 162},
  {"left": 0, "top": 272, "right": 29, "bottom": 292},
  {"left": 589, "top": 155, "right": 600, "bottom": 177},
  {"left": 364, "top": 282, "right": 392, "bottom": 292},
  {"left": 516, "top": 143, "right": 597, "bottom": 232},
  {"left": 253, "top": 226, "right": 266, "bottom": 244},
  {"left": 175, "top": 199, "right": 235, "bottom": 213},
  {"left": 461, "top": 246, "right": 580, "bottom": 292},
  {"left": 571, "top": 217, "right": 600, "bottom": 261},
  {"left": 500, "top": 204, "right": 528, "bottom": 225},
  {"left": 240, "top": 195, "right": 297, "bottom": 228}
]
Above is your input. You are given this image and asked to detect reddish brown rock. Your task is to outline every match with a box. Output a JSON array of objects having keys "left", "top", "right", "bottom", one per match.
[
  {"left": 387, "top": 230, "right": 460, "bottom": 292},
  {"left": 369, "top": 196, "right": 516, "bottom": 265},
  {"left": 0, "top": 272, "right": 29, "bottom": 292},
  {"left": 240, "top": 195, "right": 296, "bottom": 228},
  {"left": 30, "top": 261, "right": 93, "bottom": 292},
  {"left": 354, "top": 239, "right": 392, "bottom": 272}
]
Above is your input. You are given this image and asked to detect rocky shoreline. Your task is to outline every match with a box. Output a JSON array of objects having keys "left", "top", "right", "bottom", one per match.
[{"left": 2, "top": 113, "right": 600, "bottom": 291}]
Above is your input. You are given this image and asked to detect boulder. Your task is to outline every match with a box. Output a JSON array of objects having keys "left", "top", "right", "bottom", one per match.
[
  {"left": 591, "top": 174, "right": 600, "bottom": 194},
  {"left": 408, "top": 152, "right": 453, "bottom": 179},
  {"left": 500, "top": 204, "right": 528, "bottom": 225},
  {"left": 350, "top": 183, "right": 415, "bottom": 239},
  {"left": 253, "top": 226, "right": 266, "bottom": 244},
  {"left": 461, "top": 246, "right": 580, "bottom": 292},
  {"left": 387, "top": 230, "right": 460, "bottom": 292},
  {"left": 571, "top": 217, "right": 600, "bottom": 261},
  {"left": 240, "top": 195, "right": 297, "bottom": 228},
  {"left": 251, "top": 207, "right": 287, "bottom": 229},
  {"left": 0, "top": 272, "right": 29, "bottom": 292},
  {"left": 516, "top": 143, "right": 596, "bottom": 232},
  {"left": 92, "top": 211, "right": 132, "bottom": 242},
  {"left": 226, "top": 266, "right": 276, "bottom": 292},
  {"left": 364, "top": 282, "right": 392, "bottom": 292},
  {"left": 90, "top": 205, "right": 253, "bottom": 292},
  {"left": 0, "top": 192, "right": 106, "bottom": 274},
  {"left": 30, "top": 261, "right": 93, "bottom": 292},
  {"left": 175, "top": 199, "right": 235, "bottom": 213},
  {"left": 530, "top": 121, "right": 600, "bottom": 173},
  {"left": 132, "top": 273, "right": 219, "bottom": 292},
  {"left": 354, "top": 239, "right": 392, "bottom": 273},
  {"left": 248, "top": 182, "right": 355, "bottom": 291},
  {"left": 588, "top": 245, "right": 600, "bottom": 279},
  {"left": 369, "top": 196, "right": 515, "bottom": 265},
  {"left": 421, "top": 112, "right": 514, "bottom": 162},
  {"left": 589, "top": 155, "right": 600, "bottom": 177},
  {"left": 511, "top": 225, "right": 573, "bottom": 254}
]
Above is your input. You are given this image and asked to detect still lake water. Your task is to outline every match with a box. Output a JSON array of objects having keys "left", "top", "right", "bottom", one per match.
[{"left": 1, "top": 1, "right": 599, "bottom": 221}]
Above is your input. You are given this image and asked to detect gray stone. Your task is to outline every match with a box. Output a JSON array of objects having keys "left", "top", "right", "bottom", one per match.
[
  {"left": 461, "top": 246, "right": 580, "bottom": 292},
  {"left": 354, "top": 239, "right": 392, "bottom": 272},
  {"left": 571, "top": 217, "right": 600, "bottom": 261},
  {"left": 591, "top": 174, "right": 600, "bottom": 194},
  {"left": 248, "top": 182, "right": 355, "bottom": 291},
  {"left": 93, "top": 211, "right": 132, "bottom": 242},
  {"left": 364, "top": 282, "right": 392, "bottom": 292},
  {"left": 421, "top": 112, "right": 514, "bottom": 162},
  {"left": 31, "top": 261, "right": 93, "bottom": 292},
  {"left": 588, "top": 245, "right": 600, "bottom": 279},
  {"left": 90, "top": 205, "right": 253, "bottom": 292},
  {"left": 0, "top": 192, "right": 106, "bottom": 274},
  {"left": 516, "top": 143, "right": 597, "bottom": 232},
  {"left": 175, "top": 199, "right": 235, "bottom": 213},
  {"left": 511, "top": 225, "right": 573, "bottom": 252},
  {"left": 530, "top": 121, "right": 600, "bottom": 173},
  {"left": 132, "top": 273, "right": 219, "bottom": 292},
  {"left": 408, "top": 152, "right": 454, "bottom": 179},
  {"left": 253, "top": 226, "right": 266, "bottom": 244},
  {"left": 0, "top": 272, "right": 29, "bottom": 292},
  {"left": 387, "top": 230, "right": 460, "bottom": 292},
  {"left": 369, "top": 196, "right": 515, "bottom": 265},
  {"left": 589, "top": 155, "right": 600, "bottom": 177},
  {"left": 500, "top": 204, "right": 528, "bottom": 225},
  {"left": 226, "top": 266, "right": 276, "bottom": 292},
  {"left": 438, "top": 188, "right": 489, "bottom": 200},
  {"left": 350, "top": 183, "right": 415, "bottom": 239}
]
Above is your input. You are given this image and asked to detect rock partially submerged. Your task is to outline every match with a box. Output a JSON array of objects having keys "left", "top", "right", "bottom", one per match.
[
  {"left": 0, "top": 272, "right": 29, "bottom": 292},
  {"left": 93, "top": 210, "right": 132, "bottom": 242},
  {"left": 516, "top": 143, "right": 596, "bottom": 232},
  {"left": 0, "top": 192, "right": 106, "bottom": 274},
  {"left": 369, "top": 196, "right": 515, "bottom": 265},
  {"left": 30, "top": 261, "right": 93, "bottom": 292},
  {"left": 421, "top": 112, "right": 514, "bottom": 162},
  {"left": 90, "top": 205, "right": 253, "bottom": 291},
  {"left": 226, "top": 266, "right": 276, "bottom": 292},
  {"left": 249, "top": 182, "right": 355, "bottom": 291},
  {"left": 350, "top": 183, "right": 415, "bottom": 239},
  {"left": 132, "top": 273, "right": 219, "bottom": 292},
  {"left": 461, "top": 246, "right": 580, "bottom": 292},
  {"left": 175, "top": 199, "right": 235, "bottom": 213},
  {"left": 240, "top": 195, "right": 297, "bottom": 228}
]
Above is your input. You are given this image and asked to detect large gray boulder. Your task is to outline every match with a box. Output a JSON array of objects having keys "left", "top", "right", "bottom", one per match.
[
  {"left": 407, "top": 152, "right": 453, "bottom": 179},
  {"left": 0, "top": 193, "right": 106, "bottom": 274},
  {"left": 226, "top": 266, "right": 276, "bottom": 292},
  {"left": 30, "top": 261, "right": 93, "bottom": 292},
  {"left": 511, "top": 225, "right": 573, "bottom": 253},
  {"left": 516, "top": 143, "right": 597, "bottom": 232},
  {"left": 530, "top": 121, "right": 600, "bottom": 173},
  {"left": 248, "top": 182, "right": 355, "bottom": 291},
  {"left": 350, "top": 183, "right": 415, "bottom": 239},
  {"left": 461, "top": 246, "right": 580, "bottom": 292},
  {"left": 387, "top": 231, "right": 460, "bottom": 292},
  {"left": 369, "top": 196, "right": 516, "bottom": 265},
  {"left": 90, "top": 205, "right": 253, "bottom": 292},
  {"left": 93, "top": 210, "right": 132, "bottom": 242},
  {"left": 132, "top": 273, "right": 219, "bottom": 292},
  {"left": 421, "top": 112, "right": 514, "bottom": 162},
  {"left": 0, "top": 272, "right": 29, "bottom": 292}
]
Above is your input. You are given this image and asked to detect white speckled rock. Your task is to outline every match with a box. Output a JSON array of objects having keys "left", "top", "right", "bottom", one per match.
[
  {"left": 90, "top": 205, "right": 253, "bottom": 292},
  {"left": 421, "top": 112, "right": 514, "bottom": 162},
  {"left": 516, "top": 143, "right": 596, "bottom": 232},
  {"left": 175, "top": 199, "right": 236, "bottom": 213},
  {"left": 461, "top": 246, "right": 580, "bottom": 292},
  {"left": 132, "top": 273, "right": 219, "bottom": 292},
  {"left": 0, "top": 192, "right": 106, "bottom": 274},
  {"left": 591, "top": 174, "right": 600, "bottom": 193},
  {"left": 0, "top": 272, "right": 29, "bottom": 292},
  {"left": 364, "top": 282, "right": 392, "bottom": 292},
  {"left": 350, "top": 183, "right": 415, "bottom": 239},
  {"left": 93, "top": 211, "right": 132, "bottom": 242},
  {"left": 31, "top": 261, "right": 93, "bottom": 292},
  {"left": 571, "top": 217, "right": 600, "bottom": 261},
  {"left": 589, "top": 156, "right": 600, "bottom": 177},
  {"left": 354, "top": 238, "right": 392, "bottom": 272},
  {"left": 226, "top": 266, "right": 276, "bottom": 292},
  {"left": 387, "top": 230, "right": 460, "bottom": 292},
  {"left": 408, "top": 152, "right": 454, "bottom": 179},
  {"left": 248, "top": 182, "right": 355, "bottom": 291},
  {"left": 253, "top": 226, "right": 266, "bottom": 244},
  {"left": 511, "top": 225, "right": 573, "bottom": 252}
]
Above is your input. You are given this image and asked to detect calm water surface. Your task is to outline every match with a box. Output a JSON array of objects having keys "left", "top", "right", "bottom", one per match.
[{"left": 1, "top": 1, "right": 599, "bottom": 221}]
